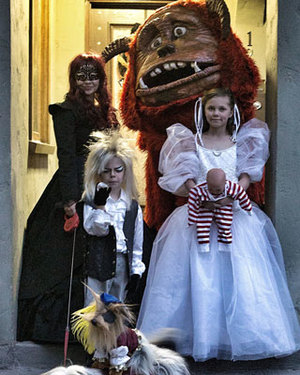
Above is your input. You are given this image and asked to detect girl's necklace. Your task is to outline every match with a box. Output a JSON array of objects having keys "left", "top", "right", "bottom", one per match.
[
  {"left": 213, "top": 150, "right": 222, "bottom": 157},
  {"left": 203, "top": 134, "right": 233, "bottom": 152}
]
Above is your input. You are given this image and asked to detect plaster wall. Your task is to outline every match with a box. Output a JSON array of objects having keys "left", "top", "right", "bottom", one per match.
[
  {"left": 9, "top": 0, "right": 32, "bottom": 347},
  {"left": 234, "top": 23, "right": 266, "bottom": 81},
  {"left": 27, "top": 0, "right": 86, "bottom": 217},
  {"left": 227, "top": 0, "right": 267, "bottom": 123},
  {"left": 265, "top": 0, "right": 277, "bottom": 221},
  {"left": 230, "top": 0, "right": 266, "bottom": 81},
  {"left": 50, "top": 0, "right": 86, "bottom": 104},
  {"left": 6, "top": 0, "right": 86, "bottom": 347},
  {"left": 225, "top": 0, "right": 237, "bottom": 29},
  {"left": 0, "top": 0, "right": 13, "bottom": 345},
  {"left": 265, "top": 0, "right": 300, "bottom": 312}
]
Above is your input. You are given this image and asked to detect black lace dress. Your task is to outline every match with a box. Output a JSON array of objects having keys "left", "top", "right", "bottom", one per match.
[{"left": 17, "top": 100, "right": 101, "bottom": 342}]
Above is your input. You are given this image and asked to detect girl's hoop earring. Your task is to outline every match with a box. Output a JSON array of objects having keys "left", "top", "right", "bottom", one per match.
[
  {"left": 231, "top": 104, "right": 240, "bottom": 143},
  {"left": 194, "top": 97, "right": 204, "bottom": 145}
]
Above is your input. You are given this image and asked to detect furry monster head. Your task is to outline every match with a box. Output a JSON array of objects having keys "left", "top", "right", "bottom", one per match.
[
  {"left": 121, "top": 0, "right": 260, "bottom": 130},
  {"left": 120, "top": 0, "right": 262, "bottom": 228},
  {"left": 71, "top": 291, "right": 135, "bottom": 354}
]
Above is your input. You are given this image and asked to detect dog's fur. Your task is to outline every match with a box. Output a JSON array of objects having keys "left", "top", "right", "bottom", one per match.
[
  {"left": 127, "top": 330, "right": 190, "bottom": 375},
  {"left": 72, "top": 292, "right": 136, "bottom": 355},
  {"left": 41, "top": 365, "right": 100, "bottom": 375},
  {"left": 41, "top": 290, "right": 190, "bottom": 375}
]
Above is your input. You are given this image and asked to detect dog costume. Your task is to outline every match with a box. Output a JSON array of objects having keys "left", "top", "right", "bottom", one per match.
[{"left": 71, "top": 292, "right": 190, "bottom": 375}]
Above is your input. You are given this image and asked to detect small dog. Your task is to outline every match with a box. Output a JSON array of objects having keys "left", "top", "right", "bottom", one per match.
[
  {"left": 69, "top": 289, "right": 190, "bottom": 375},
  {"left": 41, "top": 290, "right": 190, "bottom": 375}
]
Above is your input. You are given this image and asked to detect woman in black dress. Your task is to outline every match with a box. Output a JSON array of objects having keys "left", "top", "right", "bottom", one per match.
[{"left": 17, "top": 53, "right": 118, "bottom": 342}]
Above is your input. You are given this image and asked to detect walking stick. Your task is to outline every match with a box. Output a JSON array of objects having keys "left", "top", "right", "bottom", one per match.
[{"left": 63, "top": 212, "right": 80, "bottom": 366}]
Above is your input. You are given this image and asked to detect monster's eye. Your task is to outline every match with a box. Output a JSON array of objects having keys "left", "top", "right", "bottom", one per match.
[
  {"left": 151, "top": 36, "right": 162, "bottom": 50},
  {"left": 173, "top": 26, "right": 187, "bottom": 38}
]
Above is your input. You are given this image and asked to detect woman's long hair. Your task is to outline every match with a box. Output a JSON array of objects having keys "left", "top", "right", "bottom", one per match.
[
  {"left": 83, "top": 131, "right": 139, "bottom": 210},
  {"left": 66, "top": 53, "right": 118, "bottom": 130},
  {"left": 202, "top": 87, "right": 235, "bottom": 135}
]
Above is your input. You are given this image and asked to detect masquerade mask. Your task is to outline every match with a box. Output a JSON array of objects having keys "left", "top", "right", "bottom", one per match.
[{"left": 75, "top": 64, "right": 99, "bottom": 81}]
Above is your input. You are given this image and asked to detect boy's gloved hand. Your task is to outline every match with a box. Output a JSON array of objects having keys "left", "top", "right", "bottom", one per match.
[{"left": 94, "top": 182, "right": 111, "bottom": 206}]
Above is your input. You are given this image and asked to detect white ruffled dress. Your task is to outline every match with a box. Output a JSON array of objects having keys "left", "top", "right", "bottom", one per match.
[{"left": 137, "top": 119, "right": 300, "bottom": 361}]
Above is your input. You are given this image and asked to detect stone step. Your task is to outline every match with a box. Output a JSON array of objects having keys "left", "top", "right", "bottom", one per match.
[
  {"left": 187, "top": 352, "right": 300, "bottom": 374},
  {"left": 2, "top": 342, "right": 300, "bottom": 375},
  {"left": 0, "top": 341, "right": 86, "bottom": 373},
  {"left": 16, "top": 341, "right": 86, "bottom": 368}
]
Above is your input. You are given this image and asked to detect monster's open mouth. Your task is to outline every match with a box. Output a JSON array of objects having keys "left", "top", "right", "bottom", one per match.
[{"left": 138, "top": 60, "right": 218, "bottom": 91}]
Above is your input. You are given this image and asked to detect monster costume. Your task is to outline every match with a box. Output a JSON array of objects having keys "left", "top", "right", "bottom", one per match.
[{"left": 119, "top": 0, "right": 261, "bottom": 229}]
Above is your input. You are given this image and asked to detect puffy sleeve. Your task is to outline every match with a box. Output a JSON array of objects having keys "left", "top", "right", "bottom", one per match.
[
  {"left": 236, "top": 118, "right": 270, "bottom": 182},
  {"left": 83, "top": 203, "right": 111, "bottom": 237},
  {"left": 158, "top": 123, "right": 200, "bottom": 196},
  {"left": 49, "top": 103, "right": 79, "bottom": 203}
]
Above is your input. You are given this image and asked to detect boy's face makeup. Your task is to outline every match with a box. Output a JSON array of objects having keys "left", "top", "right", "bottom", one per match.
[
  {"left": 75, "top": 64, "right": 100, "bottom": 97},
  {"left": 100, "top": 156, "right": 125, "bottom": 194},
  {"left": 204, "top": 95, "right": 233, "bottom": 130}
]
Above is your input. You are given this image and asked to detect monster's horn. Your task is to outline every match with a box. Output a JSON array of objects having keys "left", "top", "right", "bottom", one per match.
[
  {"left": 206, "top": 0, "right": 231, "bottom": 39},
  {"left": 101, "top": 36, "right": 131, "bottom": 63}
]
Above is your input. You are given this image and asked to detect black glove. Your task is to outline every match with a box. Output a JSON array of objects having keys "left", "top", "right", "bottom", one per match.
[
  {"left": 125, "top": 274, "right": 140, "bottom": 300},
  {"left": 94, "top": 182, "right": 111, "bottom": 206}
]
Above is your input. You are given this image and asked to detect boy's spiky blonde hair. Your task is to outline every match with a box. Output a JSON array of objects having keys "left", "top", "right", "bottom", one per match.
[{"left": 83, "top": 131, "right": 139, "bottom": 209}]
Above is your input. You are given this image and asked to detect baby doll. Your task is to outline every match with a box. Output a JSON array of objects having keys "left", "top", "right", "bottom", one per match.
[{"left": 188, "top": 168, "right": 252, "bottom": 252}]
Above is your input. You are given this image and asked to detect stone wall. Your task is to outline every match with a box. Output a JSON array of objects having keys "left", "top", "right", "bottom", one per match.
[{"left": 265, "top": 0, "right": 300, "bottom": 313}]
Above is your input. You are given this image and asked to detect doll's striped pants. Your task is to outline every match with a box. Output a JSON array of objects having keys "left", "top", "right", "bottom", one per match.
[{"left": 194, "top": 205, "right": 234, "bottom": 245}]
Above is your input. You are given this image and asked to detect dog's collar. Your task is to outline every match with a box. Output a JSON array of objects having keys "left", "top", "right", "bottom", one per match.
[
  {"left": 93, "top": 348, "right": 108, "bottom": 361},
  {"left": 132, "top": 328, "right": 143, "bottom": 353},
  {"left": 92, "top": 329, "right": 143, "bottom": 373}
]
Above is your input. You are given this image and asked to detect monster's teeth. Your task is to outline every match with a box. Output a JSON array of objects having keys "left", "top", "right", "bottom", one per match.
[
  {"left": 150, "top": 71, "right": 157, "bottom": 77},
  {"left": 177, "top": 62, "right": 186, "bottom": 68},
  {"left": 139, "top": 77, "right": 148, "bottom": 89},
  {"left": 194, "top": 61, "right": 202, "bottom": 72},
  {"left": 170, "top": 62, "right": 178, "bottom": 69},
  {"left": 155, "top": 68, "right": 162, "bottom": 74},
  {"left": 163, "top": 63, "right": 172, "bottom": 71}
]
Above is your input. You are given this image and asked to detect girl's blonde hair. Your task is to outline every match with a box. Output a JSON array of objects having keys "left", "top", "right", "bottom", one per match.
[{"left": 83, "top": 131, "right": 139, "bottom": 210}]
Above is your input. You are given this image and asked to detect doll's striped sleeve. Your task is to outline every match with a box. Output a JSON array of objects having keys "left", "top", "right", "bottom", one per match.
[
  {"left": 227, "top": 181, "right": 252, "bottom": 212},
  {"left": 188, "top": 186, "right": 201, "bottom": 225}
]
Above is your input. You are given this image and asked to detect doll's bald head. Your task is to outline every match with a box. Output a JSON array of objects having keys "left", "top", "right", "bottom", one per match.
[{"left": 207, "top": 168, "right": 226, "bottom": 196}]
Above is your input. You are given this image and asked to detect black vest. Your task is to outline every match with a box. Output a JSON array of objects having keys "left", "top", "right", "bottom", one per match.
[{"left": 86, "top": 200, "right": 138, "bottom": 282}]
